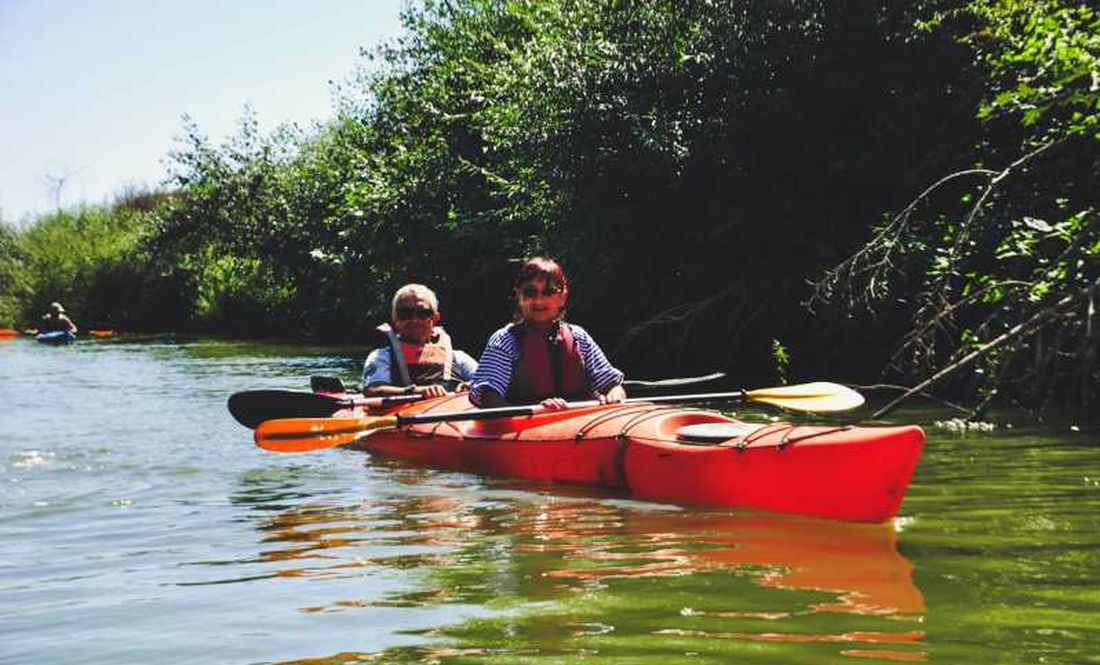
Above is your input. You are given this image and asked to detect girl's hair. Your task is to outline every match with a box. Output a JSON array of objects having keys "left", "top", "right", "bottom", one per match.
[
  {"left": 513, "top": 257, "right": 568, "bottom": 323},
  {"left": 514, "top": 257, "right": 568, "bottom": 292}
]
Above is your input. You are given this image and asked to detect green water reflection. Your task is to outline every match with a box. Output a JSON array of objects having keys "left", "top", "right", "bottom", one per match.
[{"left": 248, "top": 485, "right": 927, "bottom": 664}]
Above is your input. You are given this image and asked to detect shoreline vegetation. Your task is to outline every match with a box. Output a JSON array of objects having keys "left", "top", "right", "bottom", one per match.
[{"left": 2, "top": 0, "right": 1096, "bottom": 418}]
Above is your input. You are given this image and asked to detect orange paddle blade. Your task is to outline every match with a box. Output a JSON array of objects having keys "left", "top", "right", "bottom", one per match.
[
  {"left": 254, "top": 415, "right": 399, "bottom": 452},
  {"left": 0, "top": 328, "right": 20, "bottom": 337},
  {"left": 88, "top": 330, "right": 115, "bottom": 337}
]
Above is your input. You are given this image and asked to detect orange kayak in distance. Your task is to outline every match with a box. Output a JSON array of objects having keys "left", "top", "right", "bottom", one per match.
[
  {"left": 341, "top": 394, "right": 924, "bottom": 522},
  {"left": 0, "top": 328, "right": 115, "bottom": 338}
]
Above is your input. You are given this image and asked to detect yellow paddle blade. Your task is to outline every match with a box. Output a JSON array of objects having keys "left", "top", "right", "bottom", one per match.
[
  {"left": 744, "top": 382, "right": 864, "bottom": 412},
  {"left": 254, "top": 415, "right": 399, "bottom": 452}
]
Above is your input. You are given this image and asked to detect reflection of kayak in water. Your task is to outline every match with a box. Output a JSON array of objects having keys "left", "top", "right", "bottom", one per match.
[
  {"left": 254, "top": 495, "right": 924, "bottom": 615},
  {"left": 623, "top": 510, "right": 924, "bottom": 615},
  {"left": 505, "top": 501, "right": 927, "bottom": 659},
  {"left": 487, "top": 501, "right": 925, "bottom": 616},
  {"left": 35, "top": 330, "right": 76, "bottom": 344},
  {"left": 253, "top": 494, "right": 926, "bottom": 661}
]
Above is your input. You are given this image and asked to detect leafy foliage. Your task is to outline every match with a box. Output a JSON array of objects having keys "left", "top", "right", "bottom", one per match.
[
  {"left": 971, "top": 0, "right": 1100, "bottom": 140},
  {"left": 0, "top": 222, "right": 30, "bottom": 326},
  {"left": 15, "top": 206, "right": 154, "bottom": 328},
  {"left": 12, "top": 0, "right": 1092, "bottom": 415},
  {"left": 811, "top": 0, "right": 1099, "bottom": 415},
  {"left": 145, "top": 0, "right": 979, "bottom": 366}
]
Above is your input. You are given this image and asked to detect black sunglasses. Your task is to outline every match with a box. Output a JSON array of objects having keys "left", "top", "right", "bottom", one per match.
[
  {"left": 395, "top": 307, "right": 435, "bottom": 321},
  {"left": 519, "top": 285, "right": 563, "bottom": 299}
]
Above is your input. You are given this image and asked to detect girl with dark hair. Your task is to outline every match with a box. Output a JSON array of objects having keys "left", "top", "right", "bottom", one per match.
[{"left": 469, "top": 257, "right": 625, "bottom": 409}]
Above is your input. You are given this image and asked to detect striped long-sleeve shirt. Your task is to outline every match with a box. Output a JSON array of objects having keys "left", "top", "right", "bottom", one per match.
[{"left": 468, "top": 322, "right": 624, "bottom": 406}]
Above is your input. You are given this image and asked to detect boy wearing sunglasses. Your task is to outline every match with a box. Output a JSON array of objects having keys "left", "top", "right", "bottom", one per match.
[
  {"left": 362, "top": 284, "right": 478, "bottom": 398},
  {"left": 469, "top": 257, "right": 625, "bottom": 410}
]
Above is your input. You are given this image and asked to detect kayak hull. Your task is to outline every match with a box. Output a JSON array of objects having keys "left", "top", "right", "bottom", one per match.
[
  {"left": 342, "top": 394, "right": 923, "bottom": 522},
  {"left": 35, "top": 331, "right": 75, "bottom": 344}
]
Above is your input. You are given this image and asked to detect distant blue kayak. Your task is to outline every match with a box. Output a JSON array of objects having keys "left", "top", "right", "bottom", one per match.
[{"left": 35, "top": 331, "right": 76, "bottom": 344}]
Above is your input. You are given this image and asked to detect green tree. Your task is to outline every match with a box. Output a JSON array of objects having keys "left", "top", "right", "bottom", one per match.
[
  {"left": 15, "top": 205, "right": 154, "bottom": 329},
  {"left": 0, "top": 222, "right": 30, "bottom": 326},
  {"left": 332, "top": 0, "right": 977, "bottom": 372},
  {"left": 811, "top": 0, "right": 1099, "bottom": 416}
]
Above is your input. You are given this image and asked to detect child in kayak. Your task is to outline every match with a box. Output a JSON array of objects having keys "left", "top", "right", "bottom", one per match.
[
  {"left": 469, "top": 257, "right": 625, "bottom": 409},
  {"left": 362, "top": 284, "right": 478, "bottom": 398}
]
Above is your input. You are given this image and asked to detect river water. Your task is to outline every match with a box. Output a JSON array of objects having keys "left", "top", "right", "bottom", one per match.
[{"left": 1, "top": 336, "right": 1097, "bottom": 664}]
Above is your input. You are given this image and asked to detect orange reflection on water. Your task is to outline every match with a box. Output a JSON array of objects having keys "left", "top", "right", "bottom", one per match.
[
  {"left": 256, "top": 496, "right": 925, "bottom": 615},
  {"left": 254, "top": 496, "right": 474, "bottom": 578},
  {"left": 506, "top": 500, "right": 927, "bottom": 662},
  {"left": 843, "top": 648, "right": 928, "bottom": 662},
  {"left": 252, "top": 491, "right": 926, "bottom": 661},
  {"left": 511, "top": 502, "right": 924, "bottom": 616},
  {"left": 273, "top": 651, "right": 380, "bottom": 664}
]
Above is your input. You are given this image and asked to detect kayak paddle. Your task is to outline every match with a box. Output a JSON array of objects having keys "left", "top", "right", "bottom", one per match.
[
  {"left": 622, "top": 372, "right": 725, "bottom": 387},
  {"left": 309, "top": 372, "right": 728, "bottom": 394},
  {"left": 254, "top": 381, "right": 864, "bottom": 452},
  {"left": 227, "top": 390, "right": 425, "bottom": 429},
  {"left": 0, "top": 328, "right": 116, "bottom": 338}
]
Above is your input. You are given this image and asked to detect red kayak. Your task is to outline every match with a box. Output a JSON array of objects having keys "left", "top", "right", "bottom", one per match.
[{"left": 338, "top": 393, "right": 923, "bottom": 522}]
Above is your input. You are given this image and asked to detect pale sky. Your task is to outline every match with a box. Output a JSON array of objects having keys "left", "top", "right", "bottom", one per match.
[{"left": 0, "top": 0, "right": 407, "bottom": 223}]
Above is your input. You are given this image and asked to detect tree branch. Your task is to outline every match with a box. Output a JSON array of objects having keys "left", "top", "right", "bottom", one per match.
[{"left": 871, "top": 289, "right": 1088, "bottom": 419}]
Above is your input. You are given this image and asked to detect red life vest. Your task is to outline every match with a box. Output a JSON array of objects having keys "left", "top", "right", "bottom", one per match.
[
  {"left": 506, "top": 322, "right": 587, "bottom": 403},
  {"left": 377, "top": 324, "right": 454, "bottom": 386}
]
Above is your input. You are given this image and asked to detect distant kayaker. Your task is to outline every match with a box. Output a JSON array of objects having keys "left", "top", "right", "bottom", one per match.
[
  {"left": 40, "top": 302, "right": 77, "bottom": 334},
  {"left": 469, "top": 257, "right": 626, "bottom": 410},
  {"left": 361, "top": 284, "right": 479, "bottom": 398}
]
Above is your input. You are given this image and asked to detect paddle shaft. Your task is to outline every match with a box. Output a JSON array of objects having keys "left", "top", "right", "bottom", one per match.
[
  {"left": 308, "top": 372, "right": 726, "bottom": 395},
  {"left": 1, "top": 328, "right": 115, "bottom": 337},
  {"left": 622, "top": 372, "right": 725, "bottom": 387},
  {"left": 253, "top": 382, "right": 863, "bottom": 452},
  {"left": 391, "top": 383, "right": 864, "bottom": 427},
  {"left": 334, "top": 393, "right": 426, "bottom": 410},
  {"left": 392, "top": 391, "right": 752, "bottom": 426}
]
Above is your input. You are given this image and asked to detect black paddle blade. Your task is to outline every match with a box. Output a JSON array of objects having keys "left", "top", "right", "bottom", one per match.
[
  {"left": 227, "top": 390, "right": 350, "bottom": 429},
  {"left": 310, "top": 375, "right": 349, "bottom": 393}
]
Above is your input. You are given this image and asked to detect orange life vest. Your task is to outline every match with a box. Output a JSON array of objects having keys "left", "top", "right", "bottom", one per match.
[{"left": 377, "top": 324, "right": 455, "bottom": 387}]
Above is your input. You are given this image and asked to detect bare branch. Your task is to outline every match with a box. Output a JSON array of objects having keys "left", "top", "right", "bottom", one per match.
[
  {"left": 872, "top": 289, "right": 1088, "bottom": 418},
  {"left": 850, "top": 383, "right": 970, "bottom": 414},
  {"left": 806, "top": 168, "right": 997, "bottom": 313},
  {"left": 616, "top": 284, "right": 736, "bottom": 356}
]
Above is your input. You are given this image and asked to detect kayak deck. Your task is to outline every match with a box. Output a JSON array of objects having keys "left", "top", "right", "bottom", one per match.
[{"left": 341, "top": 394, "right": 924, "bottom": 522}]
